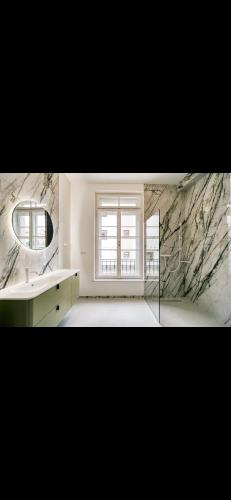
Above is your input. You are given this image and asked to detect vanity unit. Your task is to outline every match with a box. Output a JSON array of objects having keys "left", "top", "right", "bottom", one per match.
[{"left": 0, "top": 270, "right": 80, "bottom": 327}]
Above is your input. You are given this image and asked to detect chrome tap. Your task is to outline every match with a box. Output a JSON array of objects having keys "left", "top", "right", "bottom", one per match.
[{"left": 25, "top": 268, "right": 39, "bottom": 283}]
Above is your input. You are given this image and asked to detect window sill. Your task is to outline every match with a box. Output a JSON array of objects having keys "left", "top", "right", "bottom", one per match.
[{"left": 93, "top": 279, "right": 144, "bottom": 283}]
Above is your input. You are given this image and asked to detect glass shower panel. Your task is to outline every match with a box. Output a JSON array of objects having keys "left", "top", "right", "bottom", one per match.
[{"left": 144, "top": 211, "right": 160, "bottom": 323}]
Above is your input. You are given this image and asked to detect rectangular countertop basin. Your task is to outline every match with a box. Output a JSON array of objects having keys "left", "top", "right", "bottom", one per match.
[{"left": 0, "top": 269, "right": 80, "bottom": 300}]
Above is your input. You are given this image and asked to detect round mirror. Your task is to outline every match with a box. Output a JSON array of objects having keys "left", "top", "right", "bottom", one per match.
[{"left": 12, "top": 201, "right": 53, "bottom": 250}]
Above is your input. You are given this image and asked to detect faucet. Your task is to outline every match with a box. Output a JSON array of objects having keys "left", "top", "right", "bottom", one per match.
[{"left": 25, "top": 268, "right": 39, "bottom": 284}]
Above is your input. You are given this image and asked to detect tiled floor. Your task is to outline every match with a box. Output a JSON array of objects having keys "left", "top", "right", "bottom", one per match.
[
  {"left": 159, "top": 299, "right": 223, "bottom": 327},
  {"left": 59, "top": 297, "right": 223, "bottom": 328},
  {"left": 59, "top": 298, "right": 160, "bottom": 328}
]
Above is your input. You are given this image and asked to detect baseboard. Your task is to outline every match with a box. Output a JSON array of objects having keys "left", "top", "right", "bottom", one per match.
[{"left": 79, "top": 295, "right": 145, "bottom": 300}]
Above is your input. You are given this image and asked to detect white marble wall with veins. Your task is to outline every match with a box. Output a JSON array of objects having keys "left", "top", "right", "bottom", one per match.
[
  {"left": 183, "top": 173, "right": 230, "bottom": 326},
  {"left": 145, "top": 173, "right": 231, "bottom": 327},
  {"left": 0, "top": 173, "right": 59, "bottom": 289}
]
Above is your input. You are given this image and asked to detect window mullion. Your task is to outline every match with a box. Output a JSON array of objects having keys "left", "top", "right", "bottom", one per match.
[
  {"left": 117, "top": 209, "right": 121, "bottom": 279},
  {"left": 29, "top": 210, "right": 32, "bottom": 249}
]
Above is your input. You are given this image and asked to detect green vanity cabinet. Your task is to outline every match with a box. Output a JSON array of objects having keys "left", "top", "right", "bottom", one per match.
[
  {"left": 0, "top": 300, "right": 32, "bottom": 327},
  {"left": 34, "top": 278, "right": 72, "bottom": 327},
  {"left": 71, "top": 273, "right": 80, "bottom": 305},
  {"left": 0, "top": 272, "right": 80, "bottom": 328}
]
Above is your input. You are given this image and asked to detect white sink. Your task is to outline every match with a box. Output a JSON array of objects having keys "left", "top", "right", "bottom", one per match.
[
  {"left": 0, "top": 269, "right": 80, "bottom": 300},
  {"left": 20, "top": 282, "right": 46, "bottom": 289}
]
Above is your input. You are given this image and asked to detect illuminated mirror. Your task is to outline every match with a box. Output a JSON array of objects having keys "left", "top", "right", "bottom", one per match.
[{"left": 12, "top": 201, "right": 53, "bottom": 250}]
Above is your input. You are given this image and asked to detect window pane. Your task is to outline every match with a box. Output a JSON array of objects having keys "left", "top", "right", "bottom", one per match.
[
  {"left": 32, "top": 237, "right": 46, "bottom": 250},
  {"left": 146, "top": 251, "right": 159, "bottom": 261},
  {"left": 145, "top": 211, "right": 159, "bottom": 278},
  {"left": 37, "top": 226, "right": 46, "bottom": 236},
  {"left": 146, "top": 227, "right": 159, "bottom": 237},
  {"left": 146, "top": 261, "right": 159, "bottom": 277},
  {"left": 121, "top": 251, "right": 141, "bottom": 276},
  {"left": 17, "top": 214, "right": 30, "bottom": 227},
  {"left": 98, "top": 251, "right": 117, "bottom": 276},
  {"left": 97, "top": 195, "right": 141, "bottom": 208},
  {"left": 99, "top": 250, "right": 117, "bottom": 260},
  {"left": 122, "top": 251, "right": 130, "bottom": 259},
  {"left": 37, "top": 215, "right": 46, "bottom": 226},
  {"left": 146, "top": 215, "right": 159, "bottom": 227},
  {"left": 101, "top": 262, "right": 117, "bottom": 275},
  {"left": 121, "top": 214, "right": 137, "bottom": 226},
  {"left": 98, "top": 239, "right": 117, "bottom": 250},
  {"left": 98, "top": 196, "right": 119, "bottom": 207},
  {"left": 121, "top": 227, "right": 137, "bottom": 238},
  {"left": 99, "top": 213, "right": 117, "bottom": 227},
  {"left": 99, "top": 227, "right": 117, "bottom": 238},
  {"left": 121, "top": 212, "right": 140, "bottom": 242},
  {"left": 121, "top": 260, "right": 137, "bottom": 276},
  {"left": 122, "top": 250, "right": 138, "bottom": 260},
  {"left": 119, "top": 197, "right": 140, "bottom": 207},
  {"left": 146, "top": 239, "right": 159, "bottom": 250},
  {"left": 19, "top": 227, "right": 30, "bottom": 237},
  {"left": 32, "top": 212, "right": 46, "bottom": 247},
  {"left": 121, "top": 239, "right": 139, "bottom": 250}
]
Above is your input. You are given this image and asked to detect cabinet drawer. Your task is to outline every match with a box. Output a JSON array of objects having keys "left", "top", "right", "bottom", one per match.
[
  {"left": 35, "top": 305, "right": 62, "bottom": 328},
  {"left": 32, "top": 285, "right": 61, "bottom": 326},
  {"left": 34, "top": 279, "right": 72, "bottom": 327},
  {"left": 35, "top": 296, "right": 72, "bottom": 327},
  {"left": 32, "top": 279, "right": 73, "bottom": 326}
]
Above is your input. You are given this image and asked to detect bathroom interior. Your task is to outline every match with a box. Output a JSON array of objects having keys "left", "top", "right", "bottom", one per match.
[{"left": 0, "top": 171, "right": 230, "bottom": 328}]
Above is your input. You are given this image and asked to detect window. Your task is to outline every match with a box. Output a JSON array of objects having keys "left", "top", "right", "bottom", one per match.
[
  {"left": 123, "top": 229, "right": 130, "bottom": 237},
  {"left": 100, "top": 230, "right": 108, "bottom": 238},
  {"left": 145, "top": 213, "right": 160, "bottom": 278},
  {"left": 95, "top": 194, "right": 143, "bottom": 279},
  {"left": 123, "top": 251, "right": 130, "bottom": 258},
  {"left": 13, "top": 204, "right": 47, "bottom": 250}
]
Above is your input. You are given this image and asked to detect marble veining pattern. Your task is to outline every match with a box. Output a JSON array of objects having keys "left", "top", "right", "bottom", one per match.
[
  {"left": 145, "top": 173, "right": 231, "bottom": 327},
  {"left": 145, "top": 183, "right": 186, "bottom": 299},
  {"left": 182, "top": 174, "right": 230, "bottom": 327},
  {"left": 177, "top": 172, "right": 207, "bottom": 191},
  {"left": 183, "top": 174, "right": 229, "bottom": 298},
  {"left": 0, "top": 173, "right": 59, "bottom": 289}
]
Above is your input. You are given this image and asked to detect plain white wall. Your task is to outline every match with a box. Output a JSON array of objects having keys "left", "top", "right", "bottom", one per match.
[
  {"left": 59, "top": 173, "right": 71, "bottom": 268},
  {"left": 70, "top": 179, "right": 145, "bottom": 296}
]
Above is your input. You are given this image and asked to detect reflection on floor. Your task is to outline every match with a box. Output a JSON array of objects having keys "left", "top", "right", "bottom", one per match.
[
  {"left": 59, "top": 298, "right": 160, "bottom": 328},
  {"left": 158, "top": 299, "right": 223, "bottom": 328}
]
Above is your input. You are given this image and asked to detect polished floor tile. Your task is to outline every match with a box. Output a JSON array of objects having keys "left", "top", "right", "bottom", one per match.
[
  {"left": 159, "top": 299, "right": 223, "bottom": 327},
  {"left": 59, "top": 298, "right": 160, "bottom": 328}
]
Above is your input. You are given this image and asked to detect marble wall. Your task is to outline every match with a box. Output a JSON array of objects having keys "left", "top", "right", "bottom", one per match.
[
  {"left": 145, "top": 184, "right": 186, "bottom": 299},
  {"left": 183, "top": 173, "right": 230, "bottom": 326},
  {"left": 0, "top": 173, "right": 59, "bottom": 289},
  {"left": 145, "top": 173, "right": 231, "bottom": 326},
  {"left": 177, "top": 173, "right": 207, "bottom": 191}
]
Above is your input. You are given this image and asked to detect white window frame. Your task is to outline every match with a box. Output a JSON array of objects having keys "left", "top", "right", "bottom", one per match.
[
  {"left": 145, "top": 212, "right": 160, "bottom": 280},
  {"left": 95, "top": 193, "right": 143, "bottom": 280},
  {"left": 13, "top": 207, "right": 47, "bottom": 250}
]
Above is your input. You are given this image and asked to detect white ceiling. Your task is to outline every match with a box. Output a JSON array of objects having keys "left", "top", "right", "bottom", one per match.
[{"left": 66, "top": 172, "right": 187, "bottom": 185}]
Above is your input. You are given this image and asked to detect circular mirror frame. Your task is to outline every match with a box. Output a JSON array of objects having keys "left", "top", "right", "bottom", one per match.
[{"left": 12, "top": 200, "right": 54, "bottom": 250}]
